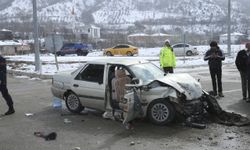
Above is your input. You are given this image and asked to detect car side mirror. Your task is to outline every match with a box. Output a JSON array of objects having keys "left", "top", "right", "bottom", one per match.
[{"left": 131, "top": 78, "right": 139, "bottom": 84}]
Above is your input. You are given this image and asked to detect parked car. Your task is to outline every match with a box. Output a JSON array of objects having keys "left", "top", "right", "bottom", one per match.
[
  {"left": 51, "top": 58, "right": 216, "bottom": 125},
  {"left": 103, "top": 44, "right": 138, "bottom": 56},
  {"left": 56, "top": 43, "right": 91, "bottom": 56},
  {"left": 172, "top": 43, "right": 198, "bottom": 56}
]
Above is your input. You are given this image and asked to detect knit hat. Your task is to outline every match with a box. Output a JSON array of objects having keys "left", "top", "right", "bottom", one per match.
[
  {"left": 210, "top": 41, "right": 218, "bottom": 47},
  {"left": 164, "top": 39, "right": 170, "bottom": 43}
]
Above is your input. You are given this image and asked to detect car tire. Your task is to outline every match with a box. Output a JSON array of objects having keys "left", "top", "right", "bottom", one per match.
[
  {"left": 126, "top": 51, "right": 133, "bottom": 56},
  {"left": 56, "top": 52, "right": 61, "bottom": 56},
  {"left": 106, "top": 51, "right": 112, "bottom": 56},
  {"left": 147, "top": 99, "right": 175, "bottom": 125},
  {"left": 186, "top": 51, "right": 193, "bottom": 56},
  {"left": 76, "top": 50, "right": 83, "bottom": 56},
  {"left": 66, "top": 92, "right": 84, "bottom": 113}
]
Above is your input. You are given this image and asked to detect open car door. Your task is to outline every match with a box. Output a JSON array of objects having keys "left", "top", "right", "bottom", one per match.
[{"left": 121, "top": 88, "right": 143, "bottom": 124}]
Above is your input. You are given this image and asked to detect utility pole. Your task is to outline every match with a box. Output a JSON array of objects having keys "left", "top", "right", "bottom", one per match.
[
  {"left": 52, "top": 33, "right": 59, "bottom": 71},
  {"left": 183, "top": 33, "right": 186, "bottom": 63},
  {"left": 227, "top": 0, "right": 231, "bottom": 56},
  {"left": 32, "top": 0, "right": 41, "bottom": 71}
]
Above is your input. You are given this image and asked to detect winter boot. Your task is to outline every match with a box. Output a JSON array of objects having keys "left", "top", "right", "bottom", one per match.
[
  {"left": 218, "top": 92, "right": 224, "bottom": 97},
  {"left": 5, "top": 107, "right": 15, "bottom": 115}
]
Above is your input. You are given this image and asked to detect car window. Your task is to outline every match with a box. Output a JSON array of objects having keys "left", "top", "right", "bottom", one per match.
[
  {"left": 173, "top": 44, "right": 182, "bottom": 48},
  {"left": 63, "top": 43, "right": 74, "bottom": 48},
  {"left": 173, "top": 44, "right": 189, "bottom": 48},
  {"left": 114, "top": 45, "right": 122, "bottom": 49},
  {"left": 75, "top": 64, "right": 104, "bottom": 84},
  {"left": 121, "top": 45, "right": 129, "bottom": 48}
]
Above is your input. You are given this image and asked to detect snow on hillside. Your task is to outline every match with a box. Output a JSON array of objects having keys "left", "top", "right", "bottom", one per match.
[
  {"left": 0, "top": 0, "right": 32, "bottom": 17},
  {"left": 93, "top": 0, "right": 224, "bottom": 24},
  {"left": 0, "top": 0, "right": 248, "bottom": 34}
]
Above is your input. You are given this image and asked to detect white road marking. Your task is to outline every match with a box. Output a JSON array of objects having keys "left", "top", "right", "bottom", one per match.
[{"left": 223, "top": 89, "right": 241, "bottom": 93}]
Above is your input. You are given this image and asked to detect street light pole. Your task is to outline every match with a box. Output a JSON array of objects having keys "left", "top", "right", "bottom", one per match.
[
  {"left": 32, "top": 0, "right": 41, "bottom": 71},
  {"left": 227, "top": 0, "right": 231, "bottom": 56}
]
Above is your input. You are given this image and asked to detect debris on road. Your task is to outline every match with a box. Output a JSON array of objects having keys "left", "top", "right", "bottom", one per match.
[
  {"left": 204, "top": 93, "right": 250, "bottom": 126},
  {"left": 72, "top": 147, "right": 81, "bottom": 150},
  {"left": 130, "top": 141, "right": 135, "bottom": 146},
  {"left": 25, "top": 113, "right": 34, "bottom": 117},
  {"left": 64, "top": 118, "right": 72, "bottom": 124},
  {"left": 227, "top": 136, "right": 235, "bottom": 140},
  {"left": 34, "top": 131, "right": 57, "bottom": 141}
]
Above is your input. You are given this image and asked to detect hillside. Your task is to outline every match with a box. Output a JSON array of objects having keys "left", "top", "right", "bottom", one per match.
[{"left": 0, "top": 0, "right": 249, "bottom": 34}]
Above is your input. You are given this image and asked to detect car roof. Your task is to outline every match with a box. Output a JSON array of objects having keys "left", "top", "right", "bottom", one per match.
[
  {"left": 172, "top": 43, "right": 192, "bottom": 46},
  {"left": 87, "top": 58, "right": 149, "bottom": 66},
  {"left": 115, "top": 44, "right": 135, "bottom": 47}
]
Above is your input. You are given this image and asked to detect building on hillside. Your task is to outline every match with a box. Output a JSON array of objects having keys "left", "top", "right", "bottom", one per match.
[
  {"left": 0, "top": 40, "right": 30, "bottom": 55},
  {"left": 72, "top": 24, "right": 101, "bottom": 41},
  {"left": 128, "top": 33, "right": 176, "bottom": 47},
  {"left": 0, "top": 29, "right": 13, "bottom": 40},
  {"left": 247, "top": 29, "right": 250, "bottom": 40},
  {"left": 219, "top": 32, "right": 245, "bottom": 44}
]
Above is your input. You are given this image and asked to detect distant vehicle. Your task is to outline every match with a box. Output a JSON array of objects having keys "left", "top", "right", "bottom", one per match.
[
  {"left": 172, "top": 43, "right": 198, "bottom": 56},
  {"left": 56, "top": 43, "right": 91, "bottom": 56},
  {"left": 103, "top": 44, "right": 138, "bottom": 56}
]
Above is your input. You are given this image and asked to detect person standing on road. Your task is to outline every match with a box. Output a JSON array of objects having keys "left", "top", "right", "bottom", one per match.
[
  {"left": 236, "top": 43, "right": 250, "bottom": 101},
  {"left": 0, "top": 54, "right": 15, "bottom": 115},
  {"left": 160, "top": 39, "right": 176, "bottom": 73},
  {"left": 204, "top": 41, "right": 225, "bottom": 97}
]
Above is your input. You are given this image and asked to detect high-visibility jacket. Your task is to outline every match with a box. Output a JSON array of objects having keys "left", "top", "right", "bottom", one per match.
[{"left": 159, "top": 46, "right": 176, "bottom": 68}]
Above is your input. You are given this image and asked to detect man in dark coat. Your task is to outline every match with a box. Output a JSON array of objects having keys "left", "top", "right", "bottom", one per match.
[
  {"left": 236, "top": 43, "right": 250, "bottom": 101},
  {"left": 204, "top": 41, "right": 225, "bottom": 97},
  {"left": 0, "top": 55, "right": 15, "bottom": 115}
]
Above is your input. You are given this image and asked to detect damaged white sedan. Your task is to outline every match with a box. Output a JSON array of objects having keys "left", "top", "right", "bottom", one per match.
[{"left": 51, "top": 58, "right": 249, "bottom": 126}]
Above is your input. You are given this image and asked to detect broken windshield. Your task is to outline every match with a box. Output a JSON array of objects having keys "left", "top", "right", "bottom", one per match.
[{"left": 129, "top": 62, "right": 164, "bottom": 83}]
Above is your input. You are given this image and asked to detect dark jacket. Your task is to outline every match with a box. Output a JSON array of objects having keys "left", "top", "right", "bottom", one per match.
[
  {"left": 204, "top": 47, "right": 225, "bottom": 69},
  {"left": 235, "top": 50, "right": 248, "bottom": 72},
  {"left": 0, "top": 55, "right": 7, "bottom": 86}
]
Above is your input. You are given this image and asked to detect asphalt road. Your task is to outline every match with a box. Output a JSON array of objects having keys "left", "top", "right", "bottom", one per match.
[{"left": 0, "top": 64, "right": 250, "bottom": 150}]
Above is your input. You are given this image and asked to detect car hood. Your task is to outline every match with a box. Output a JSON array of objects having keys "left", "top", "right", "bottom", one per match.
[
  {"left": 53, "top": 69, "right": 75, "bottom": 82},
  {"left": 156, "top": 73, "right": 203, "bottom": 100}
]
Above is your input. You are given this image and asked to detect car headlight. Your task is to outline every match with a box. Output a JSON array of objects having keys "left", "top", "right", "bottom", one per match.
[{"left": 53, "top": 80, "right": 64, "bottom": 89}]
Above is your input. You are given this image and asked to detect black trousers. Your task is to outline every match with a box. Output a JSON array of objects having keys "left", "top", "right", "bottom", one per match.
[
  {"left": 163, "top": 67, "right": 174, "bottom": 73},
  {"left": 240, "top": 71, "right": 248, "bottom": 98},
  {"left": 209, "top": 67, "right": 222, "bottom": 94},
  {"left": 0, "top": 85, "right": 13, "bottom": 109},
  {"left": 247, "top": 72, "right": 250, "bottom": 98}
]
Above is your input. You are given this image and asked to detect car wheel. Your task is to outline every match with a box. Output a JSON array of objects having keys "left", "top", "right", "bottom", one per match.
[
  {"left": 66, "top": 92, "right": 84, "bottom": 113},
  {"left": 83, "top": 52, "right": 88, "bottom": 56},
  {"left": 126, "top": 51, "right": 133, "bottom": 56},
  {"left": 186, "top": 51, "right": 193, "bottom": 56},
  {"left": 147, "top": 99, "right": 175, "bottom": 125},
  {"left": 106, "top": 51, "right": 112, "bottom": 56},
  {"left": 76, "top": 50, "right": 83, "bottom": 56}
]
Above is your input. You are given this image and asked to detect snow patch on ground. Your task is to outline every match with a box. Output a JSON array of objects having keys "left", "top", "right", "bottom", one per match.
[{"left": 5, "top": 44, "right": 245, "bottom": 76}]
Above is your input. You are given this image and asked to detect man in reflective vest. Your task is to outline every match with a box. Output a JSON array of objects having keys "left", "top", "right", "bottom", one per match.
[{"left": 160, "top": 39, "right": 176, "bottom": 73}]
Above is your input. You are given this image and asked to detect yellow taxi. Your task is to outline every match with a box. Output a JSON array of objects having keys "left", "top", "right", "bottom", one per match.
[{"left": 103, "top": 44, "right": 138, "bottom": 56}]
